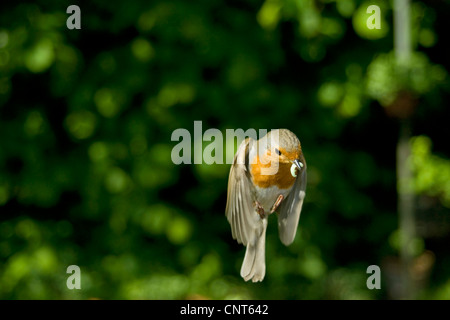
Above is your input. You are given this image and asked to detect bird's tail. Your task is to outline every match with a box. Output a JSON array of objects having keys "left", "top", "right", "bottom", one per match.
[{"left": 240, "top": 219, "right": 268, "bottom": 282}]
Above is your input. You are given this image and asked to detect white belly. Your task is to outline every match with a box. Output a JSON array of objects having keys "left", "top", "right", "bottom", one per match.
[{"left": 254, "top": 184, "right": 294, "bottom": 213}]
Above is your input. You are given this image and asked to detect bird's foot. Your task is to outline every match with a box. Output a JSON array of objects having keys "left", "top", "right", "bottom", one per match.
[
  {"left": 254, "top": 201, "right": 266, "bottom": 219},
  {"left": 271, "top": 195, "right": 284, "bottom": 214}
]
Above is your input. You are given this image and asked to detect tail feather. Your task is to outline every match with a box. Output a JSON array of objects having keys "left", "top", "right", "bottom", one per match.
[{"left": 240, "top": 219, "right": 267, "bottom": 282}]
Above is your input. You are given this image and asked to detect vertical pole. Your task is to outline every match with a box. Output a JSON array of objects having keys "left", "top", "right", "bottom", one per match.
[
  {"left": 394, "top": 0, "right": 411, "bottom": 64},
  {"left": 397, "top": 120, "right": 415, "bottom": 299},
  {"left": 394, "top": 0, "right": 415, "bottom": 300}
]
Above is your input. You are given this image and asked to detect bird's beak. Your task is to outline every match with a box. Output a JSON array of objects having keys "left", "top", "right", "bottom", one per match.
[{"left": 293, "top": 159, "right": 303, "bottom": 169}]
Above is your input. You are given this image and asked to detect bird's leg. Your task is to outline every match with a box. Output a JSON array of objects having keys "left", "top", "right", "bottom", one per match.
[
  {"left": 254, "top": 201, "right": 266, "bottom": 219},
  {"left": 271, "top": 195, "right": 284, "bottom": 214}
]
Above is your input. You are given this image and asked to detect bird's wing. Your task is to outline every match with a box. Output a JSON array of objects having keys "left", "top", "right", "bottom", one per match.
[
  {"left": 225, "top": 138, "right": 259, "bottom": 246},
  {"left": 277, "top": 161, "right": 307, "bottom": 246}
]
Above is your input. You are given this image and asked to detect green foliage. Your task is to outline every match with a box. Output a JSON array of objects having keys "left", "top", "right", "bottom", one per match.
[{"left": 411, "top": 136, "right": 450, "bottom": 208}]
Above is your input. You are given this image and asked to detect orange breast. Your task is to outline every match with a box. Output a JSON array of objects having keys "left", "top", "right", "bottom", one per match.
[{"left": 250, "top": 153, "right": 296, "bottom": 190}]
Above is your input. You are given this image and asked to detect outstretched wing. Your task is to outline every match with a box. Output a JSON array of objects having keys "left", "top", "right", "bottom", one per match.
[
  {"left": 277, "top": 161, "right": 307, "bottom": 246},
  {"left": 225, "top": 138, "right": 259, "bottom": 246}
]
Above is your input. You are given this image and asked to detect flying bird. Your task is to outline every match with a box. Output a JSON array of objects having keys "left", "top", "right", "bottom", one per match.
[{"left": 225, "top": 129, "right": 307, "bottom": 282}]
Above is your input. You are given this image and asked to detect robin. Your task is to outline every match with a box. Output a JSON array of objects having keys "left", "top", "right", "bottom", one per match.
[{"left": 225, "top": 129, "right": 307, "bottom": 282}]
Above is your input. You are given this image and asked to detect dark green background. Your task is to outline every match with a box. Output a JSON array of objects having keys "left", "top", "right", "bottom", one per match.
[{"left": 0, "top": 0, "right": 449, "bottom": 299}]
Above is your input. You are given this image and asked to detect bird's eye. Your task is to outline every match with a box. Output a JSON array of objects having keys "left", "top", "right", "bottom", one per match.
[{"left": 275, "top": 148, "right": 282, "bottom": 156}]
